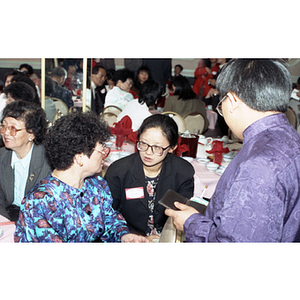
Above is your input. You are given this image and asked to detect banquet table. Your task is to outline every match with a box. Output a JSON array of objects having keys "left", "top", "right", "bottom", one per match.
[{"left": 0, "top": 215, "right": 15, "bottom": 243}]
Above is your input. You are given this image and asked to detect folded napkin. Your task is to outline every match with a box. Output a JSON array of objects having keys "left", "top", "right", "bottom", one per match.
[
  {"left": 206, "top": 140, "right": 229, "bottom": 165},
  {"left": 110, "top": 116, "right": 133, "bottom": 136},
  {"left": 174, "top": 137, "right": 190, "bottom": 157}
]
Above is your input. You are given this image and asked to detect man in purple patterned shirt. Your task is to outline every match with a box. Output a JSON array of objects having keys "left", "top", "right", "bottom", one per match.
[{"left": 166, "top": 59, "right": 300, "bottom": 242}]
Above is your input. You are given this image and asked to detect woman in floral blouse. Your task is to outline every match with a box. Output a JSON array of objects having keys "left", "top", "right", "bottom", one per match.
[{"left": 14, "top": 111, "right": 148, "bottom": 243}]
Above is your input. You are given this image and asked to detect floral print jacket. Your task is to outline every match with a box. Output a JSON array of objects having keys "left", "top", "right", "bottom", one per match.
[{"left": 14, "top": 174, "right": 130, "bottom": 242}]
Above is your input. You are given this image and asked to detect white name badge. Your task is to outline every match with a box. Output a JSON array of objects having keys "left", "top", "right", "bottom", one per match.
[{"left": 125, "top": 187, "right": 144, "bottom": 200}]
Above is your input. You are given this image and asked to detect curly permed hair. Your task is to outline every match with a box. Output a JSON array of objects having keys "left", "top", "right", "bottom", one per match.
[
  {"left": 45, "top": 111, "right": 111, "bottom": 170},
  {"left": 1, "top": 100, "right": 48, "bottom": 145}
]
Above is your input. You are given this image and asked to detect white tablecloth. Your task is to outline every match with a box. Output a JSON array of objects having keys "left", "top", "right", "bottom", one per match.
[{"left": 0, "top": 215, "right": 15, "bottom": 243}]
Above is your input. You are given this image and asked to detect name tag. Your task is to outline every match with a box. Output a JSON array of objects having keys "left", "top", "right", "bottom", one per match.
[{"left": 125, "top": 187, "right": 144, "bottom": 200}]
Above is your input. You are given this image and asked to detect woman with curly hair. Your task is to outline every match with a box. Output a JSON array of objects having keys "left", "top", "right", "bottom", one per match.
[
  {"left": 14, "top": 111, "right": 148, "bottom": 243},
  {"left": 0, "top": 100, "right": 52, "bottom": 222}
]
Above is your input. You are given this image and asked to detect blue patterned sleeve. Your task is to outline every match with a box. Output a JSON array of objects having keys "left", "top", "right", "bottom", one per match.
[
  {"left": 14, "top": 182, "right": 65, "bottom": 243},
  {"left": 96, "top": 177, "right": 130, "bottom": 242}
]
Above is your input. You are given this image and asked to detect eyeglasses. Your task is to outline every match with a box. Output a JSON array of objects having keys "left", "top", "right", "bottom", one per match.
[
  {"left": 94, "top": 144, "right": 111, "bottom": 159},
  {"left": 216, "top": 94, "right": 228, "bottom": 117},
  {"left": 137, "top": 141, "right": 170, "bottom": 156},
  {"left": 0, "top": 124, "right": 26, "bottom": 136}
]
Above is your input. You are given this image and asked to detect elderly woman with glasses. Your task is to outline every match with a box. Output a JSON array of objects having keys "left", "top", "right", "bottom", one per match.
[
  {"left": 14, "top": 111, "right": 148, "bottom": 243},
  {"left": 104, "top": 114, "right": 195, "bottom": 242},
  {"left": 0, "top": 101, "right": 52, "bottom": 222}
]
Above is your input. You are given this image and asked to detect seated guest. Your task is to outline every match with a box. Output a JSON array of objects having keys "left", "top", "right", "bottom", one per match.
[
  {"left": 50, "top": 67, "right": 74, "bottom": 109},
  {"left": 11, "top": 71, "right": 40, "bottom": 105},
  {"left": 164, "top": 75, "right": 209, "bottom": 132},
  {"left": 130, "top": 65, "right": 151, "bottom": 98},
  {"left": 62, "top": 59, "right": 77, "bottom": 92},
  {"left": 105, "top": 69, "right": 115, "bottom": 92},
  {"left": 86, "top": 65, "right": 107, "bottom": 114},
  {"left": 105, "top": 114, "right": 195, "bottom": 241},
  {"left": 44, "top": 76, "right": 57, "bottom": 124},
  {"left": 104, "top": 68, "right": 134, "bottom": 110},
  {"left": 116, "top": 80, "right": 162, "bottom": 131},
  {"left": 166, "top": 59, "right": 300, "bottom": 242},
  {"left": 19, "top": 63, "right": 34, "bottom": 77},
  {"left": 14, "top": 111, "right": 148, "bottom": 243},
  {"left": 3, "top": 82, "right": 36, "bottom": 105},
  {"left": 0, "top": 101, "right": 52, "bottom": 221}
]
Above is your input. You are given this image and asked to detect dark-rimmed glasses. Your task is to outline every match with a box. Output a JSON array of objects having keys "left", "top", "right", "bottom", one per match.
[
  {"left": 0, "top": 124, "right": 26, "bottom": 136},
  {"left": 136, "top": 141, "right": 170, "bottom": 156},
  {"left": 216, "top": 94, "right": 228, "bottom": 117},
  {"left": 94, "top": 144, "right": 111, "bottom": 159}
]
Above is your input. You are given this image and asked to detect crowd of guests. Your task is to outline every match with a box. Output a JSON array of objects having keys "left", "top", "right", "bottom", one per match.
[{"left": 0, "top": 59, "right": 300, "bottom": 243}]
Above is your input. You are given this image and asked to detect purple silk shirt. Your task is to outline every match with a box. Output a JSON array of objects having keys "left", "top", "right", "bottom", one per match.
[{"left": 184, "top": 113, "right": 300, "bottom": 242}]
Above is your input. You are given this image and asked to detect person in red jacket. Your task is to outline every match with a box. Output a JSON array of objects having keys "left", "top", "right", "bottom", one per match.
[{"left": 192, "top": 59, "right": 213, "bottom": 98}]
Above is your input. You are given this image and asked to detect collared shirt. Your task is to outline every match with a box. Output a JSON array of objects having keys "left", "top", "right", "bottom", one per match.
[
  {"left": 184, "top": 113, "right": 300, "bottom": 242},
  {"left": 11, "top": 145, "right": 34, "bottom": 206}
]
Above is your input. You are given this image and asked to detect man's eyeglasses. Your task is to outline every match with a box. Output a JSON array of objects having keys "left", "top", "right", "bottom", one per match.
[
  {"left": 94, "top": 144, "right": 111, "bottom": 159},
  {"left": 0, "top": 124, "right": 26, "bottom": 136},
  {"left": 136, "top": 141, "right": 170, "bottom": 156},
  {"left": 216, "top": 94, "right": 228, "bottom": 117}
]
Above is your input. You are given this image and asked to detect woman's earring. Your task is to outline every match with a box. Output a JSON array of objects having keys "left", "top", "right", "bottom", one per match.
[
  {"left": 79, "top": 162, "right": 83, "bottom": 167},
  {"left": 29, "top": 138, "right": 33, "bottom": 142}
]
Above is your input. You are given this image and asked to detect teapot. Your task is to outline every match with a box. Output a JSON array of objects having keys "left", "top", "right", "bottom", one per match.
[{"left": 197, "top": 135, "right": 213, "bottom": 158}]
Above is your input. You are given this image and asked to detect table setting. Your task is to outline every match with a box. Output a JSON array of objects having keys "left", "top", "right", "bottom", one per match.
[{"left": 0, "top": 215, "right": 15, "bottom": 243}]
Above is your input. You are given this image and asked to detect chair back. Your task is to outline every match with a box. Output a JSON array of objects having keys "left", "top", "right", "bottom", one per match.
[
  {"left": 183, "top": 111, "right": 207, "bottom": 135},
  {"left": 51, "top": 98, "right": 69, "bottom": 116},
  {"left": 285, "top": 106, "right": 297, "bottom": 129},
  {"left": 103, "top": 105, "right": 122, "bottom": 116},
  {"left": 161, "top": 111, "right": 186, "bottom": 133},
  {"left": 101, "top": 112, "right": 118, "bottom": 127}
]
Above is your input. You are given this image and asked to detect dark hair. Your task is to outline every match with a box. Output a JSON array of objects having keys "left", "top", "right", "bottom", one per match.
[
  {"left": 45, "top": 76, "right": 54, "bottom": 97},
  {"left": 216, "top": 59, "right": 292, "bottom": 112},
  {"left": 175, "top": 64, "right": 183, "bottom": 71},
  {"left": 92, "top": 64, "right": 106, "bottom": 75},
  {"left": 297, "top": 77, "right": 300, "bottom": 85},
  {"left": 45, "top": 111, "right": 111, "bottom": 170},
  {"left": 137, "top": 114, "right": 178, "bottom": 149},
  {"left": 11, "top": 72, "right": 40, "bottom": 105},
  {"left": 173, "top": 75, "right": 197, "bottom": 101},
  {"left": 138, "top": 80, "right": 161, "bottom": 107},
  {"left": 4, "top": 70, "right": 20, "bottom": 84},
  {"left": 3, "top": 82, "right": 35, "bottom": 102},
  {"left": 201, "top": 59, "right": 211, "bottom": 68},
  {"left": 113, "top": 68, "right": 134, "bottom": 84},
  {"left": 134, "top": 65, "right": 152, "bottom": 89},
  {"left": 19, "top": 64, "right": 33, "bottom": 76},
  {"left": 51, "top": 67, "right": 67, "bottom": 78},
  {"left": 1, "top": 100, "right": 47, "bottom": 145},
  {"left": 62, "top": 59, "right": 77, "bottom": 72}
]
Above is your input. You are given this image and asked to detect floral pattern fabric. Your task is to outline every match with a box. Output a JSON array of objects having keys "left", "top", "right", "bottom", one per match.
[
  {"left": 145, "top": 175, "right": 160, "bottom": 236},
  {"left": 14, "top": 174, "right": 130, "bottom": 242}
]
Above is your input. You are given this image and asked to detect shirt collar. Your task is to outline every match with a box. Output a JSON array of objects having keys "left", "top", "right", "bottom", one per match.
[
  {"left": 243, "top": 113, "right": 288, "bottom": 142},
  {"left": 11, "top": 144, "right": 34, "bottom": 169}
]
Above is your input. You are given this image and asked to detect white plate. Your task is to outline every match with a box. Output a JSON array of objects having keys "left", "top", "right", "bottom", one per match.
[
  {"left": 182, "top": 156, "right": 194, "bottom": 163},
  {"left": 0, "top": 228, "right": 3, "bottom": 238},
  {"left": 196, "top": 158, "right": 210, "bottom": 164}
]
